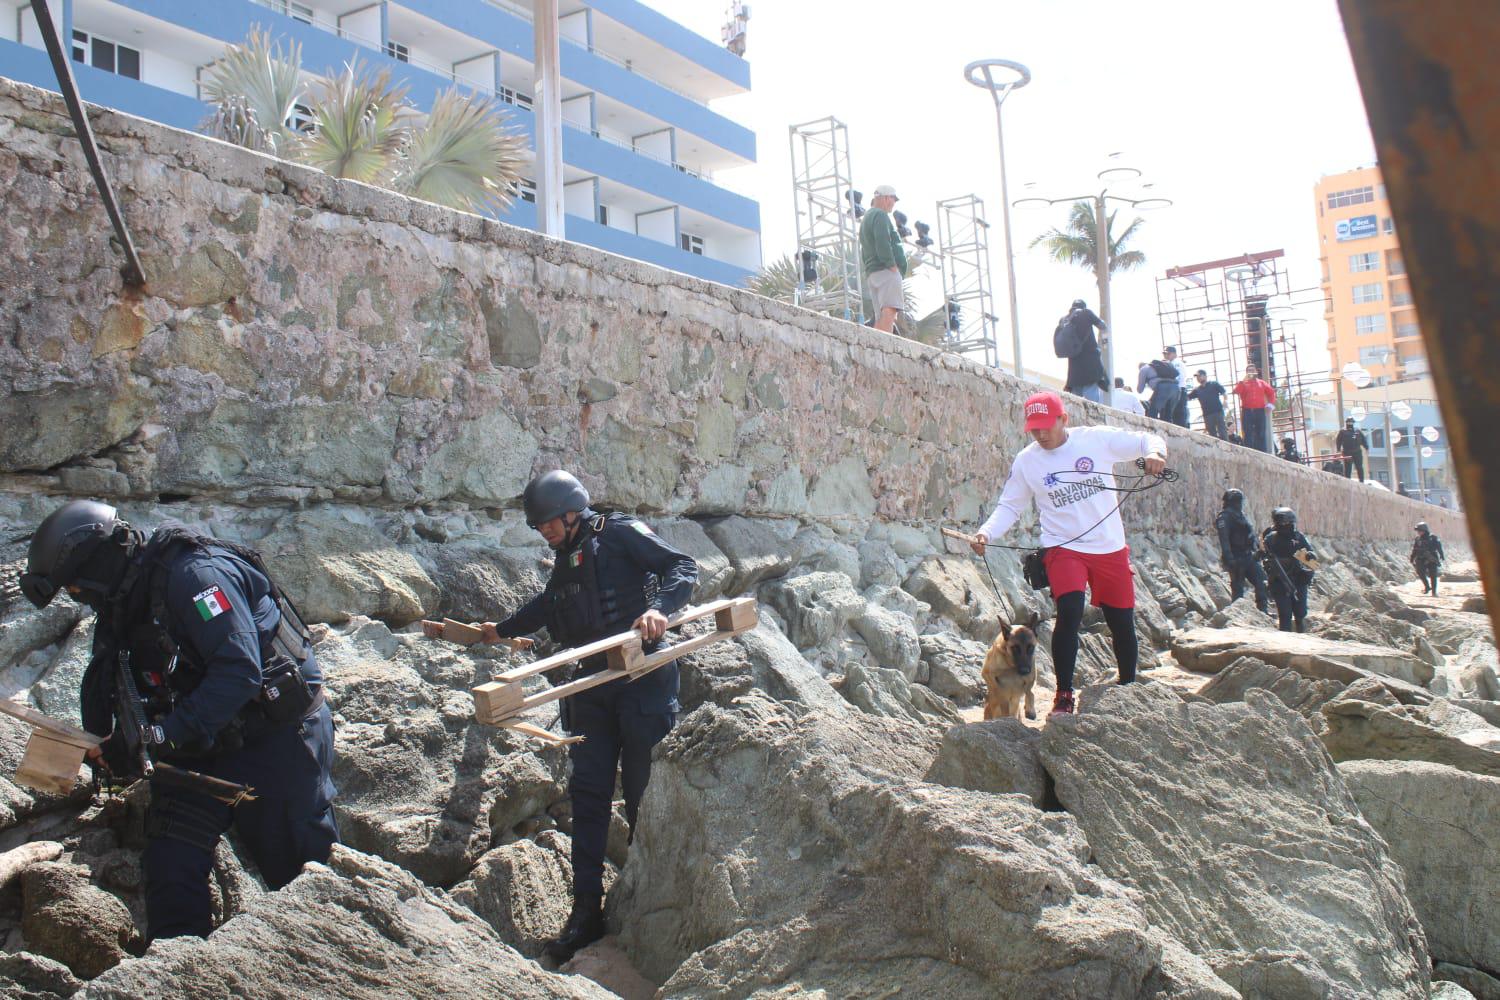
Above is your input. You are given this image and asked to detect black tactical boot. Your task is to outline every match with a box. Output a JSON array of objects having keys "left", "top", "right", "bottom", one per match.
[{"left": 545, "top": 895, "right": 604, "bottom": 963}]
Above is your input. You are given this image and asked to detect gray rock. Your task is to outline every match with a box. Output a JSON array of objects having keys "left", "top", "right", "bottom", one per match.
[
  {"left": 420, "top": 543, "right": 548, "bottom": 624},
  {"left": 0, "top": 951, "right": 84, "bottom": 1000},
  {"left": 1196, "top": 656, "right": 1346, "bottom": 719},
  {"left": 924, "top": 719, "right": 1047, "bottom": 808},
  {"left": 1340, "top": 760, "right": 1500, "bottom": 978},
  {"left": 918, "top": 632, "right": 988, "bottom": 705},
  {"left": 676, "top": 611, "right": 847, "bottom": 718},
  {"left": 701, "top": 516, "right": 794, "bottom": 594},
  {"left": 1433, "top": 983, "right": 1481, "bottom": 1000},
  {"left": 902, "top": 555, "right": 1005, "bottom": 642},
  {"left": 653, "top": 520, "right": 732, "bottom": 602},
  {"left": 1207, "top": 597, "right": 1275, "bottom": 630},
  {"left": 1321, "top": 693, "right": 1500, "bottom": 776},
  {"left": 761, "top": 571, "right": 864, "bottom": 651},
  {"left": 79, "top": 847, "right": 614, "bottom": 999},
  {"left": 448, "top": 830, "right": 576, "bottom": 958},
  {"left": 837, "top": 662, "right": 960, "bottom": 726},
  {"left": 1436, "top": 963, "right": 1500, "bottom": 1000},
  {"left": 0, "top": 599, "right": 83, "bottom": 688},
  {"left": 849, "top": 603, "right": 920, "bottom": 678},
  {"left": 1040, "top": 684, "right": 1429, "bottom": 999},
  {"left": 613, "top": 694, "right": 1232, "bottom": 998},
  {"left": 1171, "top": 625, "right": 1435, "bottom": 689},
  {"left": 862, "top": 583, "right": 927, "bottom": 623},
  {"left": 856, "top": 538, "right": 902, "bottom": 588},
  {"left": 29, "top": 620, "right": 93, "bottom": 728},
  {"left": 21, "top": 862, "right": 140, "bottom": 980}
]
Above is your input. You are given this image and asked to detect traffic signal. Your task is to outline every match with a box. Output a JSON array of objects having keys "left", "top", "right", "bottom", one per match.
[{"left": 946, "top": 297, "right": 961, "bottom": 332}]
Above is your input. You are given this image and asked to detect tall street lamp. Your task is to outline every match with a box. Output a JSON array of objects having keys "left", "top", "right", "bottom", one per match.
[
  {"left": 964, "top": 59, "right": 1031, "bottom": 378},
  {"left": 1015, "top": 165, "right": 1171, "bottom": 388}
]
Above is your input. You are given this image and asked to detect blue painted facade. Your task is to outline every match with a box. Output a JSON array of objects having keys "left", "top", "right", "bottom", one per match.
[{"left": 1, "top": 0, "right": 759, "bottom": 286}]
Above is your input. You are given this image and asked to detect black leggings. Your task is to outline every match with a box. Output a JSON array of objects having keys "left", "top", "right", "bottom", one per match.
[{"left": 1053, "top": 591, "right": 1138, "bottom": 692}]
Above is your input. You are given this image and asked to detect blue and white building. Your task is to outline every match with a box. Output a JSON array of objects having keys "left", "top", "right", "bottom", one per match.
[{"left": 1, "top": 0, "right": 761, "bottom": 285}]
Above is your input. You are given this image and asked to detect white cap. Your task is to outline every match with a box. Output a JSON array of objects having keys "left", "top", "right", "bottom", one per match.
[{"left": 872, "top": 184, "right": 899, "bottom": 199}]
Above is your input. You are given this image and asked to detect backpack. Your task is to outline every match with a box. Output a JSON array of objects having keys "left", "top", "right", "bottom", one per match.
[
  {"left": 1052, "top": 317, "right": 1080, "bottom": 359},
  {"left": 1149, "top": 359, "right": 1178, "bottom": 380}
]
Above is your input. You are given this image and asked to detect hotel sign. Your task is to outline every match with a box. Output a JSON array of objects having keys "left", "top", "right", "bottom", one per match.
[{"left": 1336, "top": 214, "right": 1378, "bottom": 241}]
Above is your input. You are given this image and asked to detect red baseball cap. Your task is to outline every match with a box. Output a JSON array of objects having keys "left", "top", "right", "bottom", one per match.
[{"left": 1023, "top": 391, "right": 1065, "bottom": 430}]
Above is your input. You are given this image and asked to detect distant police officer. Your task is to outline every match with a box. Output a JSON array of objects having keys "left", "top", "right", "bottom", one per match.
[
  {"left": 19, "top": 501, "right": 337, "bottom": 941},
  {"left": 1411, "top": 522, "right": 1445, "bottom": 594},
  {"left": 1260, "top": 507, "right": 1318, "bottom": 633},
  {"left": 431, "top": 471, "right": 697, "bottom": 962},
  {"left": 1215, "top": 489, "right": 1268, "bottom": 614}
]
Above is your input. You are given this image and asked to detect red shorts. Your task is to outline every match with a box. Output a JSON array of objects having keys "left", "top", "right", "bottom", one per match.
[{"left": 1044, "top": 545, "right": 1135, "bottom": 608}]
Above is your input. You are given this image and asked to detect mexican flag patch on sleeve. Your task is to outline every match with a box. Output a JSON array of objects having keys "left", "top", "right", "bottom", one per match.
[{"left": 193, "top": 586, "right": 231, "bottom": 621}]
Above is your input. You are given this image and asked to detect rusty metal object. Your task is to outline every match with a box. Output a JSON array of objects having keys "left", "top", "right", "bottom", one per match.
[{"left": 1338, "top": 1, "right": 1500, "bottom": 633}]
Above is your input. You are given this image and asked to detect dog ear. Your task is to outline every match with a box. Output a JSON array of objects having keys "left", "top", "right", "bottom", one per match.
[
  {"left": 1025, "top": 610, "right": 1041, "bottom": 630},
  {"left": 998, "top": 618, "right": 1012, "bottom": 640}
]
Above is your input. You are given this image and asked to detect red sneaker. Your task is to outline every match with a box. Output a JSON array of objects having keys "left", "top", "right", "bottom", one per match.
[{"left": 1050, "top": 690, "right": 1076, "bottom": 717}]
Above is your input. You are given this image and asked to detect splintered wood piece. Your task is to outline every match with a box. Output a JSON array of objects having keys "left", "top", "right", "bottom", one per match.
[
  {"left": 501, "top": 720, "right": 585, "bottom": 746},
  {"left": 441, "top": 619, "right": 485, "bottom": 645},
  {"left": 15, "top": 733, "right": 87, "bottom": 796}
]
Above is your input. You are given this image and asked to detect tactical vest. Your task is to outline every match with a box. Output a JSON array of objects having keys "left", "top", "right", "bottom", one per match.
[
  {"left": 544, "top": 514, "right": 656, "bottom": 651},
  {"left": 1412, "top": 535, "right": 1442, "bottom": 564},
  {"left": 1262, "top": 528, "right": 1313, "bottom": 583},
  {"left": 1216, "top": 509, "right": 1256, "bottom": 556}
]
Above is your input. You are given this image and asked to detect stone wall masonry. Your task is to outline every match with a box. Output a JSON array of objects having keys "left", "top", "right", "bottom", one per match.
[{"left": 0, "top": 78, "right": 1469, "bottom": 551}]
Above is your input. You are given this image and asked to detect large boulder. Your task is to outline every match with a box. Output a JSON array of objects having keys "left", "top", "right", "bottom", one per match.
[
  {"left": 419, "top": 542, "right": 549, "bottom": 624},
  {"left": 676, "top": 611, "right": 848, "bottom": 718},
  {"left": 1321, "top": 691, "right": 1500, "bottom": 776},
  {"left": 761, "top": 571, "right": 864, "bottom": 651},
  {"left": 653, "top": 519, "right": 733, "bottom": 603},
  {"left": 612, "top": 694, "right": 1236, "bottom": 998},
  {"left": 1340, "top": 760, "right": 1500, "bottom": 977},
  {"left": 1170, "top": 626, "right": 1435, "bottom": 689},
  {"left": 79, "top": 847, "right": 614, "bottom": 999},
  {"left": 701, "top": 516, "right": 794, "bottom": 595},
  {"left": 902, "top": 555, "right": 1006, "bottom": 642},
  {"left": 448, "top": 830, "right": 577, "bottom": 958},
  {"left": 1436, "top": 964, "right": 1500, "bottom": 1000},
  {"left": 1196, "top": 656, "right": 1346, "bottom": 720},
  {"left": 1039, "top": 684, "right": 1429, "bottom": 999},
  {"left": 315, "top": 619, "right": 568, "bottom": 886},
  {"left": 21, "top": 862, "right": 140, "bottom": 980},
  {"left": 924, "top": 719, "right": 1048, "bottom": 808},
  {"left": 918, "top": 632, "right": 988, "bottom": 704},
  {"left": 849, "top": 602, "right": 921, "bottom": 678},
  {"left": 836, "top": 662, "right": 960, "bottom": 726}
]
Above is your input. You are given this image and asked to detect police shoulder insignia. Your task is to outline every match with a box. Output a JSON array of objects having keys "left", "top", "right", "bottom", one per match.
[
  {"left": 569, "top": 550, "right": 584, "bottom": 568},
  {"left": 192, "top": 585, "right": 231, "bottom": 621},
  {"left": 631, "top": 521, "right": 654, "bottom": 535}
]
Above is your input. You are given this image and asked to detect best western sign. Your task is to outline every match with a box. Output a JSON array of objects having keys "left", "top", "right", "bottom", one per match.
[{"left": 1336, "top": 214, "right": 1378, "bottom": 241}]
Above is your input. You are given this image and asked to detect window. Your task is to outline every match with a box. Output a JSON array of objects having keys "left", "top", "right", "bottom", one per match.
[
  {"left": 1387, "top": 253, "right": 1406, "bottom": 275},
  {"left": 1327, "top": 186, "right": 1374, "bottom": 209},
  {"left": 286, "top": 102, "right": 315, "bottom": 134},
  {"left": 680, "top": 232, "right": 704, "bottom": 255},
  {"left": 1391, "top": 289, "right": 1413, "bottom": 306},
  {"left": 71, "top": 30, "right": 140, "bottom": 80},
  {"left": 596, "top": 205, "right": 609, "bottom": 226},
  {"left": 1352, "top": 282, "right": 1383, "bottom": 304},
  {"left": 500, "top": 87, "right": 534, "bottom": 110},
  {"left": 515, "top": 178, "right": 536, "bottom": 204},
  {"left": 1374, "top": 469, "right": 1390, "bottom": 485},
  {"left": 1382, "top": 216, "right": 1395, "bottom": 235},
  {"left": 384, "top": 40, "right": 409, "bottom": 63},
  {"left": 1359, "top": 345, "right": 1391, "bottom": 366},
  {"left": 1370, "top": 429, "right": 1386, "bottom": 450},
  {"left": 269, "top": 1, "right": 314, "bottom": 23},
  {"left": 1397, "top": 321, "right": 1420, "bottom": 339},
  {"left": 1349, "top": 252, "right": 1380, "bottom": 273},
  {"left": 1355, "top": 315, "right": 1388, "bottom": 336}
]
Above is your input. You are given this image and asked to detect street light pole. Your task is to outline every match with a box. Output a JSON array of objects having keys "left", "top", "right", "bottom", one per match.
[{"left": 965, "top": 59, "right": 1031, "bottom": 378}]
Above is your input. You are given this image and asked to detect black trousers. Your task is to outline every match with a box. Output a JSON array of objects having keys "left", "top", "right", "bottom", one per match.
[
  {"left": 1227, "top": 554, "right": 1269, "bottom": 612},
  {"left": 565, "top": 677, "right": 675, "bottom": 901},
  {"left": 1415, "top": 559, "right": 1440, "bottom": 593},
  {"left": 144, "top": 704, "right": 339, "bottom": 941},
  {"left": 1269, "top": 578, "right": 1310, "bottom": 632},
  {"left": 1203, "top": 409, "right": 1229, "bottom": 440},
  {"left": 1344, "top": 453, "right": 1365, "bottom": 481},
  {"left": 1052, "top": 591, "right": 1137, "bottom": 692}
]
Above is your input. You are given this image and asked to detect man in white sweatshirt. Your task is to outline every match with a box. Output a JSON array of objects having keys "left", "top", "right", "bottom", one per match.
[{"left": 971, "top": 391, "right": 1167, "bottom": 716}]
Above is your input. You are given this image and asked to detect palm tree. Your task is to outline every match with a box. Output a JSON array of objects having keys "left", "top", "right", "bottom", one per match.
[
  {"left": 1028, "top": 201, "right": 1147, "bottom": 277},
  {"left": 200, "top": 30, "right": 524, "bottom": 211},
  {"left": 749, "top": 246, "right": 944, "bottom": 344}
]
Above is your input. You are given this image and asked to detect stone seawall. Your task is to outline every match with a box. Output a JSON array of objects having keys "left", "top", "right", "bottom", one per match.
[{"left": 0, "top": 78, "right": 1467, "bottom": 549}]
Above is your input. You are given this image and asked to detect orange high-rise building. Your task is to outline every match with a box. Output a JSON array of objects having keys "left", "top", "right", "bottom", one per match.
[{"left": 1313, "top": 166, "right": 1423, "bottom": 384}]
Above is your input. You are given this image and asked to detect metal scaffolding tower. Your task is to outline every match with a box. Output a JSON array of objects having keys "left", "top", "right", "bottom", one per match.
[
  {"left": 935, "top": 194, "right": 1000, "bottom": 367},
  {"left": 1155, "top": 250, "right": 1330, "bottom": 462},
  {"left": 788, "top": 116, "right": 863, "bottom": 324}
]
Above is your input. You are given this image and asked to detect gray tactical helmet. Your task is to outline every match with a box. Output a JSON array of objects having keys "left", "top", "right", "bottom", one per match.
[
  {"left": 20, "top": 500, "right": 122, "bottom": 608},
  {"left": 522, "top": 471, "right": 590, "bottom": 528},
  {"left": 1222, "top": 488, "right": 1244, "bottom": 509}
]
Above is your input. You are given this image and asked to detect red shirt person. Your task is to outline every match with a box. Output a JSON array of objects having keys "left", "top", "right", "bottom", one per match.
[{"left": 1232, "top": 367, "right": 1276, "bottom": 453}]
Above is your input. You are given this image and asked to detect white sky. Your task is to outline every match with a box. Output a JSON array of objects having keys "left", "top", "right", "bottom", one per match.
[{"left": 641, "top": 0, "right": 1377, "bottom": 388}]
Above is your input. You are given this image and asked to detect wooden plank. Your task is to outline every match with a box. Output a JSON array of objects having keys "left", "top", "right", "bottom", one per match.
[
  {"left": 478, "top": 668, "right": 630, "bottom": 725},
  {"left": 714, "top": 597, "right": 757, "bottom": 633},
  {"left": 606, "top": 635, "right": 645, "bottom": 674},
  {"left": 15, "top": 733, "right": 87, "bottom": 796},
  {"left": 635, "top": 618, "right": 757, "bottom": 674},
  {"left": 941, "top": 526, "right": 977, "bottom": 545},
  {"left": 440, "top": 619, "right": 485, "bottom": 645},
  {"left": 0, "top": 700, "right": 98, "bottom": 748}
]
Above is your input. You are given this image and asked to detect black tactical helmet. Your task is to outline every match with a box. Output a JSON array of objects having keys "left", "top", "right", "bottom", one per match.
[
  {"left": 522, "top": 471, "right": 590, "bottom": 528},
  {"left": 1071, "top": 298, "right": 1086, "bottom": 310},
  {"left": 1415, "top": 522, "right": 1430, "bottom": 534},
  {"left": 20, "top": 500, "right": 123, "bottom": 609},
  {"left": 1222, "top": 488, "right": 1244, "bottom": 509},
  {"left": 1271, "top": 507, "right": 1297, "bottom": 530}
]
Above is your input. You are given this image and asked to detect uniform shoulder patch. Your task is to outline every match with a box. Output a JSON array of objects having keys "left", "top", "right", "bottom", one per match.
[{"left": 192, "top": 585, "right": 231, "bottom": 621}]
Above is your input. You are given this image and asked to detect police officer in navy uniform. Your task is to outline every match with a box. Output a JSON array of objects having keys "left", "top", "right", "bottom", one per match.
[
  {"left": 427, "top": 471, "right": 697, "bottom": 961},
  {"left": 19, "top": 500, "right": 338, "bottom": 941},
  {"left": 1214, "top": 488, "right": 1269, "bottom": 614},
  {"left": 1411, "top": 521, "right": 1445, "bottom": 594},
  {"left": 1260, "top": 506, "right": 1317, "bottom": 633}
]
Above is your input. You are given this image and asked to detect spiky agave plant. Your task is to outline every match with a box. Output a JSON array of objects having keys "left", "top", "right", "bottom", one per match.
[
  {"left": 199, "top": 27, "right": 305, "bottom": 155},
  {"left": 296, "top": 59, "right": 412, "bottom": 184},
  {"left": 392, "top": 87, "right": 527, "bottom": 214}
]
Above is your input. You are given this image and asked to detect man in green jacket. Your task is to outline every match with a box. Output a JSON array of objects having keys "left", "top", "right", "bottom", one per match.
[{"left": 860, "top": 184, "right": 908, "bottom": 333}]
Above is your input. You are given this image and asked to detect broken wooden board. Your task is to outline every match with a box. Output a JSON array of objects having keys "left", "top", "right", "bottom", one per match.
[
  {"left": 0, "top": 700, "right": 98, "bottom": 797},
  {"left": 472, "top": 597, "right": 758, "bottom": 728}
]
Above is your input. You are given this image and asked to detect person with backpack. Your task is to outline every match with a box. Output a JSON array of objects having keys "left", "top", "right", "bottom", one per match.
[
  {"left": 19, "top": 500, "right": 338, "bottom": 942},
  {"left": 1141, "top": 349, "right": 1181, "bottom": 422},
  {"left": 1411, "top": 521, "right": 1445, "bottom": 594},
  {"left": 1054, "top": 299, "right": 1108, "bottom": 403}
]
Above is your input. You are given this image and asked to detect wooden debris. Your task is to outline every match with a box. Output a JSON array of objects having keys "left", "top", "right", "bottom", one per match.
[{"left": 0, "top": 700, "right": 99, "bottom": 797}]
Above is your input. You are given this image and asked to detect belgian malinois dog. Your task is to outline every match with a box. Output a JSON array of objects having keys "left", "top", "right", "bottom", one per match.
[{"left": 982, "top": 611, "right": 1042, "bottom": 722}]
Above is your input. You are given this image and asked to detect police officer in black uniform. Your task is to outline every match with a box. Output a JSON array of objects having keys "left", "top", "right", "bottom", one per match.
[
  {"left": 1411, "top": 521, "right": 1445, "bottom": 594},
  {"left": 429, "top": 471, "right": 697, "bottom": 962},
  {"left": 1260, "top": 506, "right": 1317, "bottom": 633},
  {"left": 18, "top": 501, "right": 338, "bottom": 941},
  {"left": 1214, "top": 489, "right": 1268, "bottom": 614}
]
